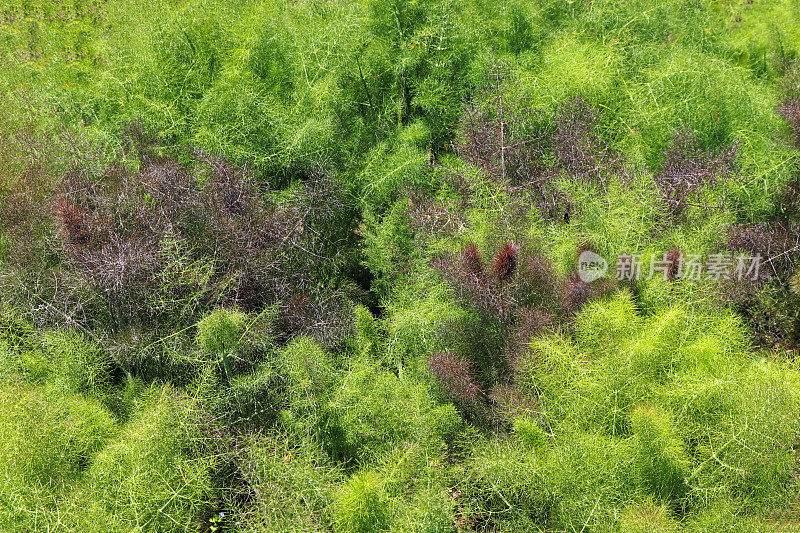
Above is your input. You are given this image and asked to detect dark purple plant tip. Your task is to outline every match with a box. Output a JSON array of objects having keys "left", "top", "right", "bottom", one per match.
[
  {"left": 561, "top": 272, "right": 617, "bottom": 317},
  {"left": 561, "top": 271, "right": 593, "bottom": 316},
  {"left": 665, "top": 247, "right": 681, "bottom": 281},
  {"left": 54, "top": 198, "right": 92, "bottom": 246},
  {"left": 460, "top": 243, "right": 486, "bottom": 279},
  {"left": 515, "top": 249, "right": 560, "bottom": 310},
  {"left": 493, "top": 242, "right": 519, "bottom": 284},
  {"left": 432, "top": 243, "right": 501, "bottom": 316}
]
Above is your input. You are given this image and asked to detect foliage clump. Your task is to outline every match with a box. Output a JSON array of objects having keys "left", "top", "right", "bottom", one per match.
[
  {"left": 2, "top": 0, "right": 800, "bottom": 531},
  {"left": 630, "top": 405, "right": 690, "bottom": 503},
  {"left": 88, "top": 385, "right": 217, "bottom": 532}
]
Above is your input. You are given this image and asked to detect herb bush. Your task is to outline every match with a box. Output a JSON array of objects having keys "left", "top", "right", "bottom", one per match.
[{"left": 1, "top": 0, "right": 800, "bottom": 531}]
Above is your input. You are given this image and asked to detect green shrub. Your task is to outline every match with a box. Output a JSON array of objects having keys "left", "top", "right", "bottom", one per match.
[
  {"left": 514, "top": 333, "right": 582, "bottom": 425},
  {"left": 213, "top": 362, "right": 282, "bottom": 429},
  {"left": 41, "top": 329, "right": 112, "bottom": 397},
  {"left": 237, "top": 433, "right": 341, "bottom": 532},
  {"left": 565, "top": 305, "right": 692, "bottom": 435},
  {"left": 149, "top": 1, "right": 231, "bottom": 118},
  {"left": 520, "top": 33, "right": 625, "bottom": 113},
  {"left": 391, "top": 483, "right": 454, "bottom": 533},
  {"left": 711, "top": 0, "right": 800, "bottom": 77},
  {"left": 333, "top": 471, "right": 392, "bottom": 533},
  {"left": 0, "top": 307, "right": 37, "bottom": 352},
  {"left": 501, "top": 3, "right": 542, "bottom": 55},
  {"left": 630, "top": 405, "right": 690, "bottom": 502},
  {"left": 618, "top": 500, "right": 680, "bottom": 533},
  {"left": 627, "top": 305, "right": 691, "bottom": 382},
  {"left": 192, "top": 63, "right": 285, "bottom": 166},
  {"left": 101, "top": 374, "right": 146, "bottom": 424},
  {"left": 116, "top": 329, "right": 200, "bottom": 386},
  {"left": 196, "top": 307, "right": 248, "bottom": 378},
  {"left": 353, "top": 305, "right": 382, "bottom": 359},
  {"left": 681, "top": 498, "right": 798, "bottom": 532},
  {"left": 513, "top": 416, "right": 547, "bottom": 449},
  {"left": 373, "top": 442, "right": 454, "bottom": 533},
  {"left": 635, "top": 275, "right": 675, "bottom": 316},
  {"left": 0, "top": 382, "right": 117, "bottom": 530},
  {"left": 88, "top": 384, "right": 216, "bottom": 532},
  {"left": 681, "top": 360, "right": 800, "bottom": 510},
  {"left": 196, "top": 307, "right": 248, "bottom": 358},
  {"left": 280, "top": 336, "right": 335, "bottom": 395},
  {"left": 459, "top": 438, "right": 551, "bottom": 528},
  {"left": 276, "top": 336, "right": 337, "bottom": 433},
  {"left": 327, "top": 360, "right": 460, "bottom": 464},
  {"left": 581, "top": 0, "right": 714, "bottom": 48},
  {"left": 249, "top": 21, "right": 296, "bottom": 97},
  {"left": 383, "top": 289, "right": 467, "bottom": 378},
  {"left": 576, "top": 290, "right": 641, "bottom": 356},
  {"left": 359, "top": 142, "right": 432, "bottom": 214},
  {"left": 0, "top": 310, "right": 50, "bottom": 381},
  {"left": 625, "top": 45, "right": 786, "bottom": 188},
  {"left": 360, "top": 197, "right": 418, "bottom": 300},
  {"left": 541, "top": 429, "right": 636, "bottom": 531},
  {"left": 0, "top": 320, "right": 113, "bottom": 397}
]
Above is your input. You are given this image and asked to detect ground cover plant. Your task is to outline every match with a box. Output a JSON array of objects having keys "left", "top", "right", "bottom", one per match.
[{"left": 1, "top": 0, "right": 800, "bottom": 531}]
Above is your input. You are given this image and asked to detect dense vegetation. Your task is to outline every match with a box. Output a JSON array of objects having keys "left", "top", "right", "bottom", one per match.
[{"left": 2, "top": 0, "right": 800, "bottom": 531}]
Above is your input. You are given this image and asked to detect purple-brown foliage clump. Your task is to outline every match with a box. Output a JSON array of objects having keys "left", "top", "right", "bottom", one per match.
[
  {"left": 722, "top": 213, "right": 800, "bottom": 350},
  {"left": 514, "top": 248, "right": 561, "bottom": 311},
  {"left": 508, "top": 306, "right": 553, "bottom": 363},
  {"left": 435, "top": 238, "right": 611, "bottom": 322},
  {"left": 456, "top": 66, "right": 631, "bottom": 222},
  {"left": 432, "top": 243, "right": 499, "bottom": 316},
  {"left": 493, "top": 242, "right": 519, "bottom": 284},
  {"left": 456, "top": 98, "right": 550, "bottom": 189},
  {"left": 457, "top": 102, "right": 507, "bottom": 181},
  {"left": 665, "top": 247, "right": 681, "bottom": 281},
  {"left": 54, "top": 198, "right": 95, "bottom": 246},
  {"left": 778, "top": 96, "right": 800, "bottom": 148},
  {"left": 778, "top": 67, "right": 800, "bottom": 148},
  {"left": 488, "top": 382, "right": 537, "bottom": 423},
  {"left": 455, "top": 63, "right": 550, "bottom": 187},
  {"left": 406, "top": 189, "right": 463, "bottom": 239},
  {"left": 455, "top": 66, "right": 629, "bottom": 230},
  {"left": 46, "top": 127, "right": 356, "bottom": 344},
  {"left": 560, "top": 272, "right": 594, "bottom": 317},
  {"left": 433, "top": 242, "right": 527, "bottom": 317},
  {"left": 428, "top": 350, "right": 481, "bottom": 405},
  {"left": 561, "top": 241, "right": 618, "bottom": 317},
  {"left": 430, "top": 236, "right": 618, "bottom": 422},
  {"left": 461, "top": 243, "right": 486, "bottom": 279},
  {"left": 0, "top": 127, "right": 101, "bottom": 269},
  {"left": 726, "top": 221, "right": 799, "bottom": 279},
  {"left": 777, "top": 177, "right": 800, "bottom": 221},
  {"left": 654, "top": 129, "right": 738, "bottom": 220},
  {"left": 551, "top": 96, "right": 622, "bottom": 184}
]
